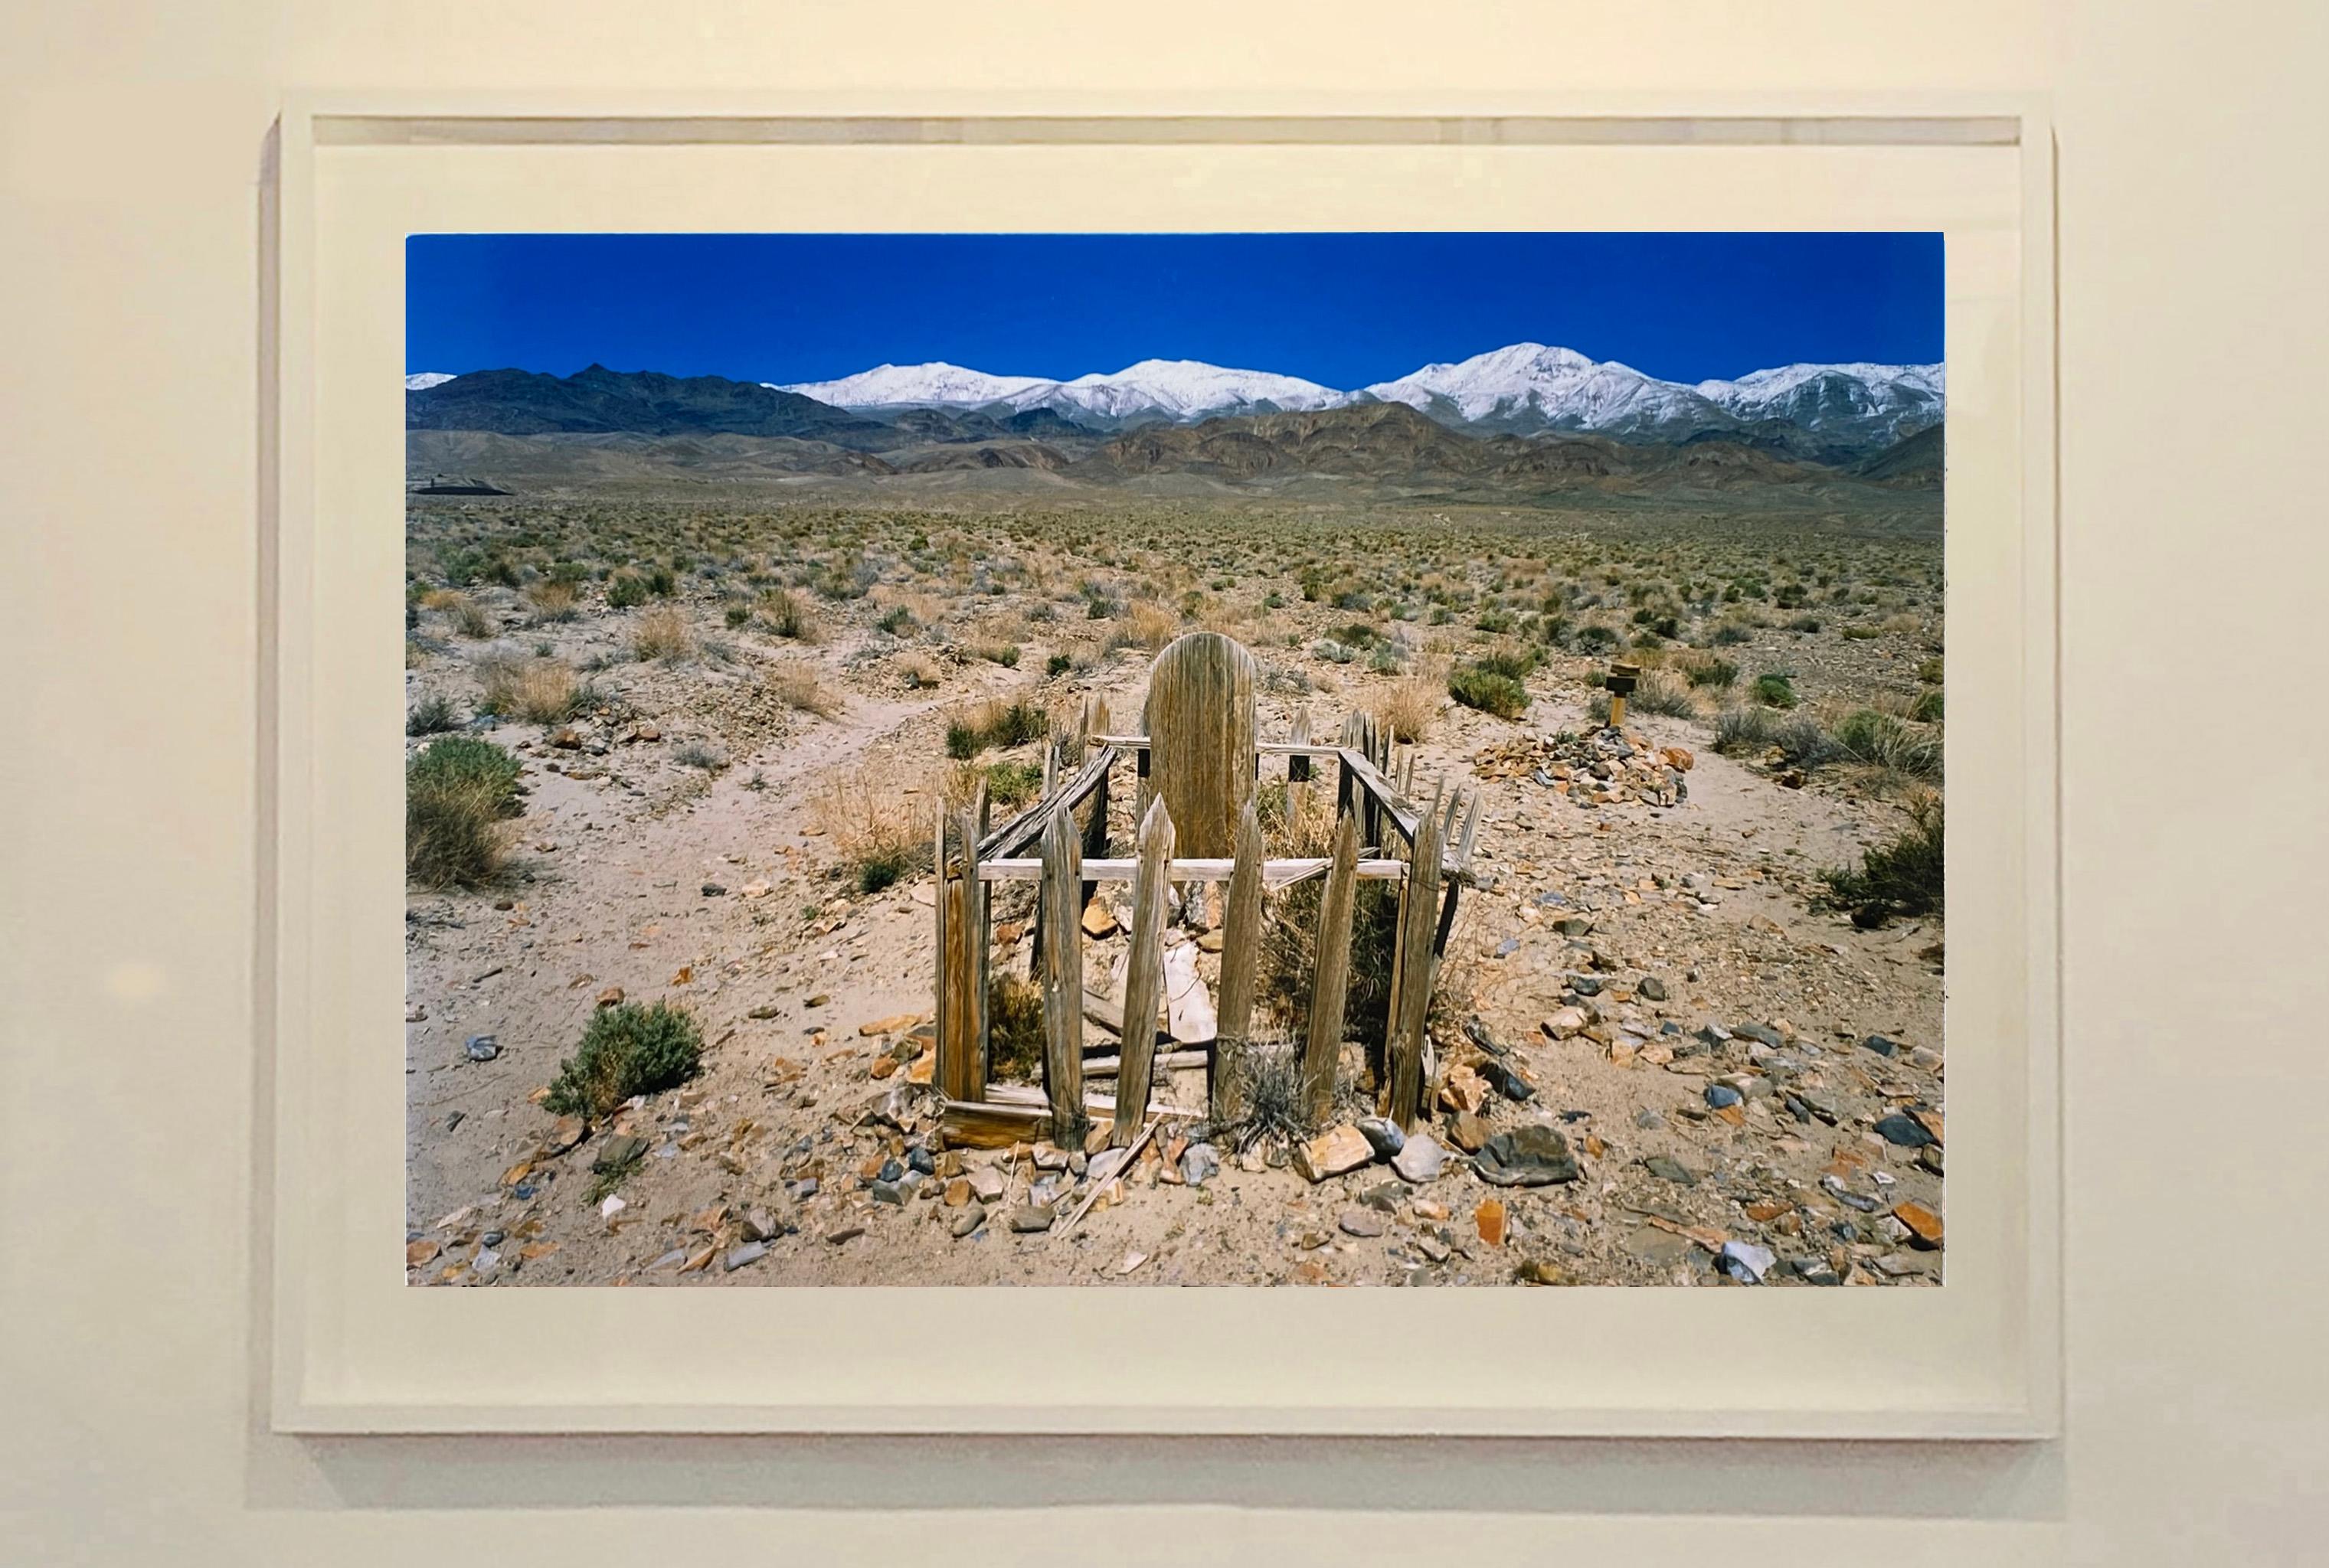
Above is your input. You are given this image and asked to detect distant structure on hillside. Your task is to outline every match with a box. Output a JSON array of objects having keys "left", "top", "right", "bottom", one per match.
[{"left": 411, "top": 474, "right": 512, "bottom": 496}]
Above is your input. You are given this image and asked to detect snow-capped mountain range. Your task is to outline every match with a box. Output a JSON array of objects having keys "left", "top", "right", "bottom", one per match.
[
  {"left": 408, "top": 343, "right": 1941, "bottom": 448},
  {"left": 404, "top": 371, "right": 460, "bottom": 391},
  {"left": 776, "top": 358, "right": 1346, "bottom": 423}
]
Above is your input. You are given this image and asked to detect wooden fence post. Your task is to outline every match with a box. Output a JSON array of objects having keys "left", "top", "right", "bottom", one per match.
[
  {"left": 1210, "top": 799, "right": 1266, "bottom": 1125},
  {"left": 1384, "top": 786, "right": 1446, "bottom": 1130},
  {"left": 1110, "top": 796, "right": 1176, "bottom": 1148},
  {"left": 1038, "top": 807, "right": 1087, "bottom": 1146},
  {"left": 1301, "top": 808, "right": 1360, "bottom": 1122},
  {"left": 935, "top": 807, "right": 989, "bottom": 1104},
  {"left": 1284, "top": 706, "right": 1313, "bottom": 843}
]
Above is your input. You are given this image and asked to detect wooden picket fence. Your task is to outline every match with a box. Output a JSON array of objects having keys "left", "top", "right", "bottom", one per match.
[{"left": 934, "top": 632, "right": 1478, "bottom": 1150}]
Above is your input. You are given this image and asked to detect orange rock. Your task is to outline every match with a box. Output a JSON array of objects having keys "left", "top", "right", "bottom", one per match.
[
  {"left": 670, "top": 965, "right": 694, "bottom": 986},
  {"left": 868, "top": 1056, "right": 898, "bottom": 1080},
  {"left": 596, "top": 985, "right": 625, "bottom": 1008},
  {"left": 1439, "top": 1062, "right": 1489, "bottom": 1114},
  {"left": 499, "top": 1158, "right": 535, "bottom": 1187},
  {"left": 1894, "top": 1200, "right": 1944, "bottom": 1247},
  {"left": 406, "top": 1239, "right": 441, "bottom": 1268},
  {"left": 518, "top": 1241, "right": 561, "bottom": 1261},
  {"left": 1744, "top": 1198, "right": 1791, "bottom": 1223},
  {"left": 859, "top": 1011, "right": 921, "bottom": 1037},
  {"left": 1476, "top": 1199, "right": 1507, "bottom": 1248},
  {"left": 1292, "top": 1259, "right": 1330, "bottom": 1285},
  {"left": 944, "top": 1177, "right": 972, "bottom": 1207},
  {"left": 1662, "top": 746, "right": 1696, "bottom": 771}
]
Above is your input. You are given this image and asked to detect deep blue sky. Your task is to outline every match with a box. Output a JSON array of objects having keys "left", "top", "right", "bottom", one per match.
[{"left": 407, "top": 232, "right": 1941, "bottom": 387}]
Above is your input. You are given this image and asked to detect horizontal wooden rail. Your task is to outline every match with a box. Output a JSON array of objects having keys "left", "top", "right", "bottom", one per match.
[
  {"left": 978, "top": 743, "right": 1117, "bottom": 861},
  {"left": 980, "top": 854, "right": 1408, "bottom": 886},
  {"left": 1094, "top": 733, "right": 1340, "bottom": 760}
]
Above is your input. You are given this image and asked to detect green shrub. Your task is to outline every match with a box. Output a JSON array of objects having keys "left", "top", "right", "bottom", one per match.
[
  {"left": 1820, "top": 795, "right": 1944, "bottom": 926},
  {"left": 405, "top": 737, "right": 522, "bottom": 888},
  {"left": 1448, "top": 663, "right": 1529, "bottom": 720},
  {"left": 1910, "top": 686, "right": 1945, "bottom": 722},
  {"left": 1713, "top": 707, "right": 1840, "bottom": 767},
  {"left": 407, "top": 691, "right": 462, "bottom": 735},
  {"left": 1750, "top": 672, "right": 1798, "bottom": 709},
  {"left": 1831, "top": 708, "right": 1943, "bottom": 778},
  {"left": 543, "top": 1001, "right": 705, "bottom": 1119},
  {"left": 1045, "top": 652, "right": 1073, "bottom": 677},
  {"left": 983, "top": 760, "right": 1044, "bottom": 808},
  {"left": 1677, "top": 653, "right": 1738, "bottom": 689},
  {"left": 606, "top": 573, "right": 649, "bottom": 610}
]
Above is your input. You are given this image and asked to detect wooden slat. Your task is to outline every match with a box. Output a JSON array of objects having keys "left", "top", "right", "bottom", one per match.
[
  {"left": 1384, "top": 786, "right": 1446, "bottom": 1131},
  {"left": 936, "top": 807, "right": 988, "bottom": 1103},
  {"left": 1210, "top": 799, "right": 1266, "bottom": 1125},
  {"left": 1093, "top": 734, "right": 1340, "bottom": 760},
  {"left": 1215, "top": 801, "right": 1265, "bottom": 1040},
  {"left": 978, "top": 854, "right": 1406, "bottom": 885},
  {"left": 1038, "top": 808, "right": 1087, "bottom": 1146},
  {"left": 1301, "top": 808, "right": 1360, "bottom": 1122},
  {"left": 1109, "top": 797, "right": 1175, "bottom": 1148},
  {"left": 1084, "top": 1049, "right": 1209, "bottom": 1078},
  {"left": 940, "top": 1085, "right": 1199, "bottom": 1149},
  {"left": 1336, "top": 743, "right": 1418, "bottom": 843},
  {"left": 977, "top": 743, "right": 1117, "bottom": 861}
]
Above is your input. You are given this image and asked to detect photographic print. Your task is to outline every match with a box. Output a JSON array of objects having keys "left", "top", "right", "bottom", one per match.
[{"left": 404, "top": 231, "right": 1945, "bottom": 1288}]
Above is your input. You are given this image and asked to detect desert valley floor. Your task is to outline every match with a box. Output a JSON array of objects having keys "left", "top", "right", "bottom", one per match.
[{"left": 404, "top": 495, "right": 1946, "bottom": 1288}]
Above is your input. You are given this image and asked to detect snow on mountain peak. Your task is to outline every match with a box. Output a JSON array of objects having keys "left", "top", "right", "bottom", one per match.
[
  {"left": 774, "top": 361, "right": 1052, "bottom": 407},
  {"left": 405, "top": 372, "right": 458, "bottom": 392}
]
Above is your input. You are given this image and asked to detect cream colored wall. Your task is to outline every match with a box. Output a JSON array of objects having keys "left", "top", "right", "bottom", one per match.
[{"left": 2, "top": 3, "right": 2324, "bottom": 1563}]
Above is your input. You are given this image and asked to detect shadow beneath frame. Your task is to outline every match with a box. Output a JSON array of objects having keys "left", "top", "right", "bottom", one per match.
[{"left": 253, "top": 1430, "right": 2062, "bottom": 1519}]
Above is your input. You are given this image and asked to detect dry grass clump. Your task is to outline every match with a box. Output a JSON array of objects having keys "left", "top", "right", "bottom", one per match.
[
  {"left": 757, "top": 587, "right": 822, "bottom": 642},
  {"left": 945, "top": 696, "right": 1049, "bottom": 760},
  {"left": 1372, "top": 669, "right": 1444, "bottom": 742},
  {"left": 633, "top": 605, "right": 693, "bottom": 662},
  {"left": 476, "top": 654, "right": 584, "bottom": 724},
  {"left": 1829, "top": 707, "right": 1943, "bottom": 779},
  {"left": 1123, "top": 600, "right": 1179, "bottom": 651},
  {"left": 524, "top": 578, "right": 581, "bottom": 622},
  {"left": 986, "top": 974, "right": 1046, "bottom": 1082},
  {"left": 810, "top": 772, "right": 930, "bottom": 893},
  {"left": 425, "top": 589, "right": 496, "bottom": 639},
  {"left": 898, "top": 650, "right": 944, "bottom": 690},
  {"left": 767, "top": 660, "right": 843, "bottom": 717}
]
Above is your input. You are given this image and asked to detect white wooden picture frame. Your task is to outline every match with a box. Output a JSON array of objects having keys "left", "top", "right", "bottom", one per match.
[{"left": 266, "top": 94, "right": 2059, "bottom": 1437}]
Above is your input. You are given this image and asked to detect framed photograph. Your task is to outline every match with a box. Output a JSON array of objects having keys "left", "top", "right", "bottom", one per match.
[{"left": 267, "top": 94, "right": 2059, "bottom": 1435}]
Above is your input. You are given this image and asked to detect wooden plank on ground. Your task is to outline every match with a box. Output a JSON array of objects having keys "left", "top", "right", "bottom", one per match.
[{"left": 1109, "top": 797, "right": 1175, "bottom": 1148}]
